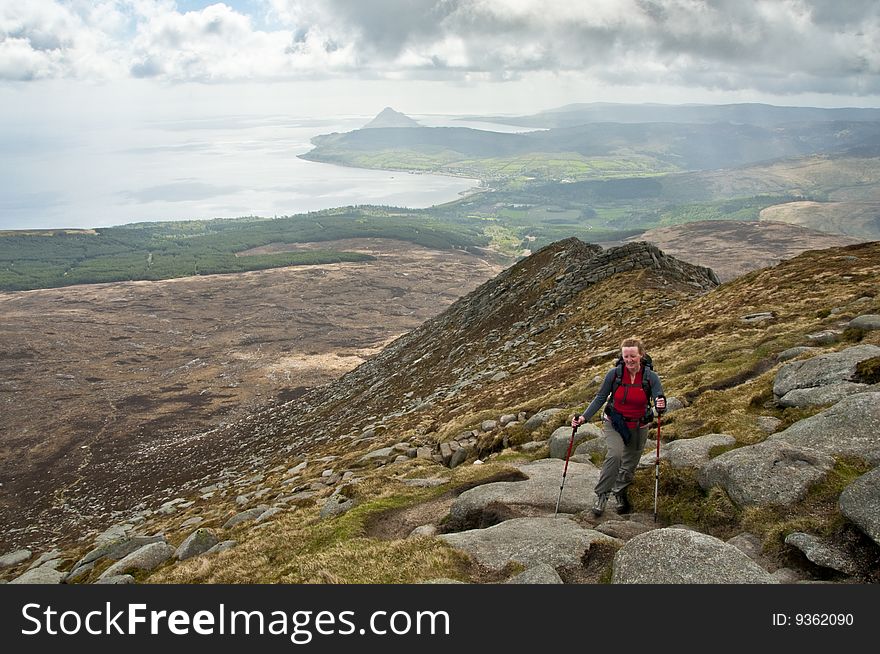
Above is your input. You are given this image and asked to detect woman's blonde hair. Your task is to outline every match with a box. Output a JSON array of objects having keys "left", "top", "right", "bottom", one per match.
[{"left": 620, "top": 337, "right": 645, "bottom": 356}]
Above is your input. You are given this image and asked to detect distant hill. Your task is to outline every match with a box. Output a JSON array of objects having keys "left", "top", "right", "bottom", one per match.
[
  {"left": 468, "top": 102, "right": 880, "bottom": 129},
  {"left": 363, "top": 107, "right": 421, "bottom": 129},
  {"left": 302, "top": 118, "right": 880, "bottom": 176},
  {"left": 621, "top": 219, "right": 863, "bottom": 282}
]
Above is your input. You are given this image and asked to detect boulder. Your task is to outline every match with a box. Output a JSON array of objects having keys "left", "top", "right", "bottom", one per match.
[
  {"left": 505, "top": 563, "right": 564, "bottom": 584},
  {"left": 769, "top": 392, "right": 880, "bottom": 464},
  {"left": 439, "top": 517, "right": 614, "bottom": 573},
  {"left": 0, "top": 549, "right": 32, "bottom": 569},
  {"left": 773, "top": 345, "right": 880, "bottom": 406},
  {"left": 612, "top": 528, "right": 775, "bottom": 583},
  {"left": 549, "top": 423, "right": 601, "bottom": 459},
  {"left": 839, "top": 468, "right": 880, "bottom": 547},
  {"left": 320, "top": 494, "right": 355, "bottom": 519},
  {"left": 223, "top": 506, "right": 270, "bottom": 529},
  {"left": 573, "top": 436, "right": 608, "bottom": 460},
  {"left": 522, "top": 408, "right": 564, "bottom": 432},
  {"left": 95, "top": 575, "right": 135, "bottom": 585},
  {"left": 445, "top": 459, "right": 600, "bottom": 531},
  {"left": 99, "top": 542, "right": 174, "bottom": 580},
  {"left": 777, "top": 346, "right": 818, "bottom": 362},
  {"left": 784, "top": 532, "right": 863, "bottom": 576},
  {"left": 639, "top": 433, "right": 735, "bottom": 469},
  {"left": 73, "top": 535, "right": 167, "bottom": 571},
  {"left": 175, "top": 529, "right": 220, "bottom": 561},
  {"left": 9, "top": 566, "right": 65, "bottom": 584},
  {"left": 205, "top": 541, "right": 238, "bottom": 556},
  {"left": 848, "top": 314, "right": 880, "bottom": 330},
  {"left": 698, "top": 440, "right": 834, "bottom": 508}
]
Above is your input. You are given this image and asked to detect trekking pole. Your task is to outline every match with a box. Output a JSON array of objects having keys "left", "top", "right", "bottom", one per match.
[
  {"left": 554, "top": 423, "right": 578, "bottom": 517},
  {"left": 653, "top": 411, "right": 661, "bottom": 523}
]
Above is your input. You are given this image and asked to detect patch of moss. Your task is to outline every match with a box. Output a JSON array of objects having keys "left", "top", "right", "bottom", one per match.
[
  {"left": 740, "top": 457, "right": 872, "bottom": 557},
  {"left": 629, "top": 465, "right": 740, "bottom": 537},
  {"left": 843, "top": 327, "right": 866, "bottom": 342},
  {"left": 854, "top": 356, "right": 880, "bottom": 384}
]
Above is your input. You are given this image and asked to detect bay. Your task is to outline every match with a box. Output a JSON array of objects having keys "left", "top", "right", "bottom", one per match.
[{"left": 0, "top": 112, "right": 506, "bottom": 231}]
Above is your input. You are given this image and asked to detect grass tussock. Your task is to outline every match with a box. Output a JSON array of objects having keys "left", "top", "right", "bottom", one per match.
[
  {"left": 629, "top": 465, "right": 741, "bottom": 538},
  {"left": 740, "top": 457, "right": 872, "bottom": 557}
]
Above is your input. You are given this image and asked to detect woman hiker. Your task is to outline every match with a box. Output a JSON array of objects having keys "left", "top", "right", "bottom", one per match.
[{"left": 571, "top": 337, "right": 666, "bottom": 516}]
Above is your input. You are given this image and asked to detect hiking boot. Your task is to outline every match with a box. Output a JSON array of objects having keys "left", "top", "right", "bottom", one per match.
[
  {"left": 592, "top": 493, "right": 609, "bottom": 516},
  {"left": 615, "top": 488, "right": 632, "bottom": 514}
]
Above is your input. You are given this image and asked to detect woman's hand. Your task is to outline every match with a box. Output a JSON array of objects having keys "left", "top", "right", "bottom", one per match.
[{"left": 571, "top": 415, "right": 586, "bottom": 428}]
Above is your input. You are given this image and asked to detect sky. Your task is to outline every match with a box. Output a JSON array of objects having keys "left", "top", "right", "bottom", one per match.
[
  {"left": 3, "top": 1, "right": 880, "bottom": 229},
  {"left": 2, "top": 0, "right": 880, "bottom": 115}
]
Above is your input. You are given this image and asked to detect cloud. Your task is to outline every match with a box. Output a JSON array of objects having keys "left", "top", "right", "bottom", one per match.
[{"left": 1, "top": 0, "right": 879, "bottom": 97}]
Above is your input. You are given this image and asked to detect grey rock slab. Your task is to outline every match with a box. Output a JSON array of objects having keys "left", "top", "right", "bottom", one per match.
[
  {"left": 205, "top": 541, "right": 238, "bottom": 556},
  {"left": 357, "top": 447, "right": 396, "bottom": 464},
  {"left": 769, "top": 392, "right": 880, "bottom": 464},
  {"left": 770, "top": 568, "right": 803, "bottom": 583},
  {"left": 522, "top": 408, "right": 564, "bottom": 432},
  {"left": 639, "top": 433, "right": 735, "bottom": 469},
  {"left": 74, "top": 535, "right": 167, "bottom": 570},
  {"left": 839, "top": 468, "right": 880, "bottom": 547},
  {"left": 594, "top": 520, "right": 652, "bottom": 542},
  {"left": 0, "top": 549, "right": 32, "bottom": 569},
  {"left": 445, "top": 459, "right": 600, "bottom": 531},
  {"left": 698, "top": 440, "right": 834, "bottom": 508},
  {"left": 756, "top": 416, "right": 783, "bottom": 434},
  {"left": 223, "top": 506, "right": 269, "bottom": 529},
  {"left": 95, "top": 575, "right": 135, "bottom": 585},
  {"left": 773, "top": 344, "right": 880, "bottom": 400},
  {"left": 777, "top": 346, "right": 818, "bottom": 362},
  {"left": 549, "top": 423, "right": 601, "bottom": 459},
  {"left": 95, "top": 523, "right": 134, "bottom": 544},
  {"left": 63, "top": 562, "right": 96, "bottom": 583},
  {"left": 99, "top": 542, "right": 174, "bottom": 579},
  {"left": 784, "top": 532, "right": 862, "bottom": 575},
  {"left": 505, "top": 563, "right": 564, "bottom": 584},
  {"left": 777, "top": 382, "right": 879, "bottom": 408},
  {"left": 256, "top": 507, "right": 283, "bottom": 523},
  {"left": 175, "top": 529, "right": 220, "bottom": 561},
  {"left": 28, "top": 549, "right": 62, "bottom": 570},
  {"left": 439, "top": 516, "right": 613, "bottom": 573},
  {"left": 9, "top": 566, "right": 65, "bottom": 584},
  {"left": 320, "top": 495, "right": 355, "bottom": 519},
  {"left": 408, "top": 525, "right": 438, "bottom": 538},
  {"left": 573, "top": 436, "right": 608, "bottom": 459},
  {"left": 449, "top": 447, "right": 469, "bottom": 469},
  {"left": 612, "top": 528, "right": 775, "bottom": 583},
  {"left": 849, "top": 314, "right": 880, "bottom": 330},
  {"left": 726, "top": 532, "right": 764, "bottom": 562},
  {"left": 806, "top": 330, "right": 840, "bottom": 345}
]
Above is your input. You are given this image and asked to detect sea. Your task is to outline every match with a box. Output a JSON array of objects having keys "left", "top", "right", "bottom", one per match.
[{"left": 0, "top": 112, "right": 526, "bottom": 231}]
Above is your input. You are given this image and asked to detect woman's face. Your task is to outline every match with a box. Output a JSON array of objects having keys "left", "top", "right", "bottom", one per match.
[{"left": 621, "top": 346, "right": 641, "bottom": 372}]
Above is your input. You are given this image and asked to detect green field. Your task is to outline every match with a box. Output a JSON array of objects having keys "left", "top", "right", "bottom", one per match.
[{"left": 0, "top": 211, "right": 489, "bottom": 292}]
